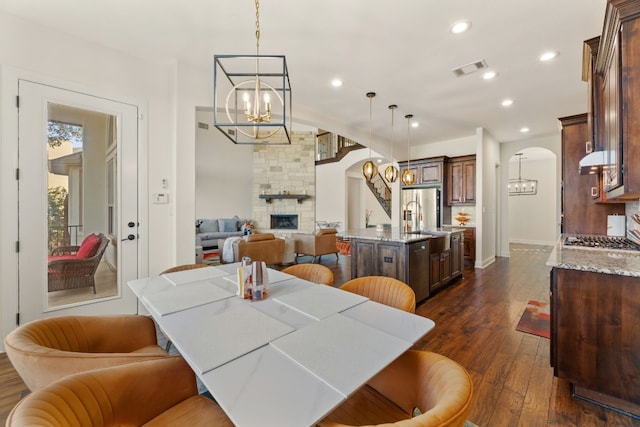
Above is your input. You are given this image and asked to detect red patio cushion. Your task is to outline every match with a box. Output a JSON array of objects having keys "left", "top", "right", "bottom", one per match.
[{"left": 76, "top": 233, "right": 101, "bottom": 258}]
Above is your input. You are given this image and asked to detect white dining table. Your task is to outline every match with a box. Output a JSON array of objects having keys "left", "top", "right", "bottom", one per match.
[{"left": 128, "top": 264, "right": 435, "bottom": 427}]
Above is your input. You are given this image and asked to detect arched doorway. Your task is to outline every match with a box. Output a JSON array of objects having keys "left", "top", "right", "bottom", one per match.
[{"left": 507, "top": 147, "right": 558, "bottom": 246}]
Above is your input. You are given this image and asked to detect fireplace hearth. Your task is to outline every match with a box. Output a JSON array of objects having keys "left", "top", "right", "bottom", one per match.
[{"left": 271, "top": 214, "right": 298, "bottom": 230}]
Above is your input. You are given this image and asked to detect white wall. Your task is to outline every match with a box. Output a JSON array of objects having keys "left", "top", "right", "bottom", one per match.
[
  {"left": 409, "top": 135, "right": 477, "bottom": 160},
  {"left": 478, "top": 128, "right": 499, "bottom": 269},
  {"left": 508, "top": 155, "right": 557, "bottom": 245},
  {"left": 194, "top": 109, "right": 253, "bottom": 221},
  {"left": 316, "top": 149, "right": 371, "bottom": 231},
  {"left": 0, "top": 12, "right": 174, "bottom": 340}
]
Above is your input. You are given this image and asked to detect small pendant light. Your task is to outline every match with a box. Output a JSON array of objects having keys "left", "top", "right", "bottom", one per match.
[
  {"left": 384, "top": 104, "right": 399, "bottom": 183},
  {"left": 362, "top": 92, "right": 378, "bottom": 181},
  {"left": 401, "top": 114, "right": 416, "bottom": 186}
]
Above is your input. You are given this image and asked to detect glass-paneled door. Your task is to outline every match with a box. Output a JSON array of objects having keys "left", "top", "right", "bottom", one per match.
[{"left": 18, "top": 80, "right": 139, "bottom": 323}]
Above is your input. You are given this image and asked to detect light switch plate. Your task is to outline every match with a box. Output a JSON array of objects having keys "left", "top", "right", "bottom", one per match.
[{"left": 153, "top": 193, "right": 169, "bottom": 204}]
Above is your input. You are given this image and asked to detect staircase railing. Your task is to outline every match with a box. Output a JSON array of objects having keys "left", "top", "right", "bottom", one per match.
[
  {"left": 365, "top": 172, "right": 392, "bottom": 218},
  {"left": 316, "top": 132, "right": 364, "bottom": 165}
]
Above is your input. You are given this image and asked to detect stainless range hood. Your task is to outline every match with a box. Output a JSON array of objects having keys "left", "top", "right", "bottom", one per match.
[{"left": 578, "top": 150, "right": 613, "bottom": 175}]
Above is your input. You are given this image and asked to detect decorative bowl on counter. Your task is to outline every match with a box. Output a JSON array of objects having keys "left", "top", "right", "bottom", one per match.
[{"left": 455, "top": 212, "right": 470, "bottom": 226}]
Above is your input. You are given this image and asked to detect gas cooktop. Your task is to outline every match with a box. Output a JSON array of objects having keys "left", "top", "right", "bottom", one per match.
[{"left": 563, "top": 235, "right": 640, "bottom": 251}]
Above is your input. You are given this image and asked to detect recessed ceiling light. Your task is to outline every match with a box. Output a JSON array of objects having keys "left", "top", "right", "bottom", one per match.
[
  {"left": 411, "top": 122, "right": 419, "bottom": 128},
  {"left": 450, "top": 20, "right": 471, "bottom": 34},
  {"left": 501, "top": 99, "right": 514, "bottom": 107},
  {"left": 539, "top": 51, "right": 559, "bottom": 62},
  {"left": 331, "top": 78, "right": 343, "bottom": 87},
  {"left": 377, "top": 159, "right": 383, "bottom": 163},
  {"left": 482, "top": 71, "right": 498, "bottom": 80},
  {"left": 520, "top": 127, "right": 530, "bottom": 133}
]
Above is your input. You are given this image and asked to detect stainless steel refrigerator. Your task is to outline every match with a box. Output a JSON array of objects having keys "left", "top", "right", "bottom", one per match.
[{"left": 400, "top": 187, "right": 441, "bottom": 232}]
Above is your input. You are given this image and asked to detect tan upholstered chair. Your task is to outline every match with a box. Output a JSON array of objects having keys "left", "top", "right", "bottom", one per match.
[
  {"left": 6, "top": 357, "right": 234, "bottom": 427},
  {"left": 4, "top": 315, "right": 168, "bottom": 392},
  {"left": 232, "top": 233, "right": 285, "bottom": 265},
  {"left": 339, "top": 276, "right": 416, "bottom": 313},
  {"left": 293, "top": 228, "right": 339, "bottom": 263},
  {"left": 318, "top": 350, "right": 473, "bottom": 427},
  {"left": 161, "top": 263, "right": 209, "bottom": 274},
  {"left": 281, "top": 263, "right": 334, "bottom": 286}
]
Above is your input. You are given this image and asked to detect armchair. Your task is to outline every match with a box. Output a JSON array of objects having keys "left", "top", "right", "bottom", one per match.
[
  {"left": 6, "top": 357, "right": 233, "bottom": 426},
  {"left": 232, "top": 233, "right": 285, "bottom": 265},
  {"left": 292, "top": 227, "right": 339, "bottom": 263},
  {"left": 4, "top": 314, "right": 168, "bottom": 392},
  {"left": 48, "top": 233, "right": 109, "bottom": 293}
]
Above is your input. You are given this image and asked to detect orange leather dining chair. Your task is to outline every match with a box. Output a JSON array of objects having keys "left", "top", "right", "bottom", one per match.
[
  {"left": 6, "top": 357, "right": 234, "bottom": 427},
  {"left": 339, "top": 276, "right": 416, "bottom": 313},
  {"left": 281, "top": 263, "right": 335, "bottom": 286},
  {"left": 4, "top": 314, "right": 168, "bottom": 392},
  {"left": 317, "top": 350, "right": 474, "bottom": 427}
]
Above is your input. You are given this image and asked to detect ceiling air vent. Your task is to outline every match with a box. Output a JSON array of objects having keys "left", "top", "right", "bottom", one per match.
[
  {"left": 197, "top": 122, "right": 209, "bottom": 130},
  {"left": 451, "top": 59, "right": 488, "bottom": 77}
]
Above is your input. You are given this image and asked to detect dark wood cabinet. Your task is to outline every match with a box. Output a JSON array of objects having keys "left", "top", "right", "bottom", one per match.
[
  {"left": 551, "top": 267, "right": 640, "bottom": 414},
  {"left": 420, "top": 162, "right": 443, "bottom": 185},
  {"left": 462, "top": 227, "right": 475, "bottom": 264},
  {"left": 447, "top": 156, "right": 476, "bottom": 205},
  {"left": 602, "top": 32, "right": 622, "bottom": 192},
  {"left": 428, "top": 236, "right": 451, "bottom": 294},
  {"left": 590, "top": 2, "right": 640, "bottom": 200},
  {"left": 559, "top": 114, "right": 624, "bottom": 234},
  {"left": 450, "top": 232, "right": 463, "bottom": 278},
  {"left": 398, "top": 156, "right": 447, "bottom": 187},
  {"left": 350, "top": 233, "right": 463, "bottom": 302},
  {"left": 350, "top": 238, "right": 430, "bottom": 302}
]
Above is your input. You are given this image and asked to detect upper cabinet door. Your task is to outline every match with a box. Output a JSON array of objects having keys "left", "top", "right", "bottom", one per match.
[
  {"left": 447, "top": 156, "right": 476, "bottom": 205},
  {"left": 602, "top": 33, "right": 621, "bottom": 193}
]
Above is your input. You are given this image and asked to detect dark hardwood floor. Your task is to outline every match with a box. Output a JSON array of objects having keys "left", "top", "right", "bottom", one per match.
[{"left": 2, "top": 245, "right": 639, "bottom": 426}]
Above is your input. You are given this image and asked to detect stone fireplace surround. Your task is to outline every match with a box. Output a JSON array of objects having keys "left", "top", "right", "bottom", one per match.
[{"left": 252, "top": 131, "right": 316, "bottom": 234}]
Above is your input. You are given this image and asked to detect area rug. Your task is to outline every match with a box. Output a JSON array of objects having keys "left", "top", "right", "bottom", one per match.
[{"left": 516, "top": 300, "right": 550, "bottom": 339}]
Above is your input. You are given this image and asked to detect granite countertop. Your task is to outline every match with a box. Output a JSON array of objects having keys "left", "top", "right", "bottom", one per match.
[
  {"left": 546, "top": 235, "right": 640, "bottom": 277},
  {"left": 340, "top": 227, "right": 465, "bottom": 244}
]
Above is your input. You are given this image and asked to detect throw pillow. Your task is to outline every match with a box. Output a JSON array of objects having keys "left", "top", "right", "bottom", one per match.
[
  {"left": 199, "top": 219, "right": 219, "bottom": 233},
  {"left": 76, "top": 233, "right": 101, "bottom": 258},
  {"left": 219, "top": 218, "right": 239, "bottom": 232}
]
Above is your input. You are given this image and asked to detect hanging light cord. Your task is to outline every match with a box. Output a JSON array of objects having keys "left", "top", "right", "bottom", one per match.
[
  {"left": 390, "top": 105, "right": 395, "bottom": 160},
  {"left": 406, "top": 115, "right": 412, "bottom": 170},
  {"left": 369, "top": 95, "right": 373, "bottom": 159},
  {"left": 252, "top": 0, "right": 262, "bottom": 120}
]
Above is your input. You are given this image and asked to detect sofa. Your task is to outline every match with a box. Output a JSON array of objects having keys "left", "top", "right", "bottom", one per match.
[{"left": 195, "top": 216, "right": 246, "bottom": 249}]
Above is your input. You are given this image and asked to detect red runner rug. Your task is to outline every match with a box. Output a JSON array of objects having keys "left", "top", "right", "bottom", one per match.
[{"left": 516, "top": 300, "right": 550, "bottom": 339}]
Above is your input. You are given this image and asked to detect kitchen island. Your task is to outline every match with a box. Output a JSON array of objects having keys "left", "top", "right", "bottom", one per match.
[
  {"left": 546, "top": 236, "right": 640, "bottom": 417},
  {"left": 341, "top": 227, "right": 465, "bottom": 302}
]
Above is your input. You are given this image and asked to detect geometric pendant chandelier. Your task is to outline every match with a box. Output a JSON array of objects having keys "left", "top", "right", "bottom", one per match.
[
  {"left": 213, "top": 0, "right": 292, "bottom": 144},
  {"left": 508, "top": 153, "right": 537, "bottom": 196}
]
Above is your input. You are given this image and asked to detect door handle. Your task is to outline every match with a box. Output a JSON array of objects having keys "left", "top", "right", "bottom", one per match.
[{"left": 121, "top": 234, "right": 136, "bottom": 241}]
